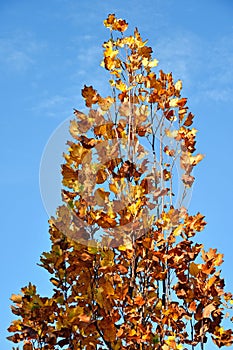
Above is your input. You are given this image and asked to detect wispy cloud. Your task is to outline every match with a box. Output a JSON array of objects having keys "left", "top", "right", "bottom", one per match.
[
  {"left": 30, "top": 94, "right": 79, "bottom": 118},
  {"left": 197, "top": 33, "right": 233, "bottom": 102},
  {"left": 155, "top": 29, "right": 233, "bottom": 103},
  {"left": 156, "top": 31, "right": 201, "bottom": 83},
  {"left": 0, "top": 31, "right": 45, "bottom": 72}
]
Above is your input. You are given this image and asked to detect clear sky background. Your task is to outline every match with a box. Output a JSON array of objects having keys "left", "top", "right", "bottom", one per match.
[{"left": 1, "top": 1, "right": 233, "bottom": 349}]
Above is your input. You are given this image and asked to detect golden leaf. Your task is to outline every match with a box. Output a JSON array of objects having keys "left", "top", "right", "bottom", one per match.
[
  {"left": 189, "top": 262, "right": 200, "bottom": 277},
  {"left": 109, "top": 183, "right": 118, "bottom": 194},
  {"left": 142, "top": 57, "right": 159, "bottom": 68},
  {"left": 94, "top": 122, "right": 114, "bottom": 139},
  {"left": 115, "top": 79, "right": 128, "bottom": 92},
  {"left": 95, "top": 287, "right": 104, "bottom": 307},
  {"left": 173, "top": 224, "right": 183, "bottom": 236},
  {"left": 118, "top": 242, "right": 133, "bottom": 251},
  {"left": 10, "top": 294, "right": 22, "bottom": 303}
]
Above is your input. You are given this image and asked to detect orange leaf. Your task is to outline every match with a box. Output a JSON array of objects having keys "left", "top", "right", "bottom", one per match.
[
  {"left": 177, "top": 97, "right": 187, "bottom": 107},
  {"left": 79, "top": 314, "right": 91, "bottom": 322},
  {"left": 188, "top": 301, "right": 197, "bottom": 312},
  {"left": 134, "top": 295, "right": 145, "bottom": 306}
]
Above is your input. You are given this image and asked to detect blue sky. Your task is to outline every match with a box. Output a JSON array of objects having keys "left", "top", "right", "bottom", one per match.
[{"left": 1, "top": 0, "right": 233, "bottom": 349}]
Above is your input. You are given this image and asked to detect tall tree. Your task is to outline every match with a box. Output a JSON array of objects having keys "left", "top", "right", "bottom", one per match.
[{"left": 8, "top": 14, "right": 233, "bottom": 350}]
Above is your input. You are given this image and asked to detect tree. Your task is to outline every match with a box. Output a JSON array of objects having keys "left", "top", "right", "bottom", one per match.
[{"left": 8, "top": 14, "right": 233, "bottom": 350}]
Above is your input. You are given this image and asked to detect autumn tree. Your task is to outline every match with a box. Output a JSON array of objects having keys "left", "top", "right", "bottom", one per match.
[{"left": 8, "top": 14, "right": 233, "bottom": 350}]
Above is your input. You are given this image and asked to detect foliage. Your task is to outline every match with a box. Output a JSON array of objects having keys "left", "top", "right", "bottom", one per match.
[{"left": 8, "top": 14, "right": 233, "bottom": 350}]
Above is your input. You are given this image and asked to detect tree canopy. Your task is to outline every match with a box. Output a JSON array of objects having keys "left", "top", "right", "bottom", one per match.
[{"left": 8, "top": 14, "right": 233, "bottom": 350}]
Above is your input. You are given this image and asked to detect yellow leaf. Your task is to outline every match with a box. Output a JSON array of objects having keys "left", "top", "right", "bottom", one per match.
[
  {"left": 148, "top": 58, "right": 159, "bottom": 68},
  {"left": 165, "top": 128, "right": 178, "bottom": 138},
  {"left": 189, "top": 153, "right": 204, "bottom": 166},
  {"left": 176, "top": 345, "right": 183, "bottom": 350},
  {"left": 100, "top": 250, "right": 115, "bottom": 267},
  {"left": 118, "top": 242, "right": 133, "bottom": 251},
  {"left": 142, "top": 57, "right": 159, "bottom": 68},
  {"left": 103, "top": 14, "right": 128, "bottom": 32},
  {"left": 175, "top": 80, "right": 182, "bottom": 91},
  {"left": 155, "top": 298, "right": 162, "bottom": 310},
  {"left": 128, "top": 329, "right": 136, "bottom": 336},
  {"left": 88, "top": 246, "right": 98, "bottom": 254},
  {"left": 115, "top": 79, "right": 128, "bottom": 92},
  {"left": 169, "top": 98, "right": 179, "bottom": 107},
  {"left": 173, "top": 224, "right": 183, "bottom": 236}
]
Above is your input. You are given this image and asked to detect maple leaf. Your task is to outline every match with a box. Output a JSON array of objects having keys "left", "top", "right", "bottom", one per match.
[{"left": 81, "top": 85, "right": 99, "bottom": 107}]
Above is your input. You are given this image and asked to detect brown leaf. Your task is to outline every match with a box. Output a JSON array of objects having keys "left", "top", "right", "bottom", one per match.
[
  {"left": 117, "top": 264, "right": 128, "bottom": 274},
  {"left": 96, "top": 168, "right": 108, "bottom": 184},
  {"left": 184, "top": 112, "right": 194, "bottom": 126},
  {"left": 182, "top": 173, "right": 195, "bottom": 187},
  {"left": 23, "top": 343, "right": 33, "bottom": 350},
  {"left": 81, "top": 85, "right": 99, "bottom": 107}
]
